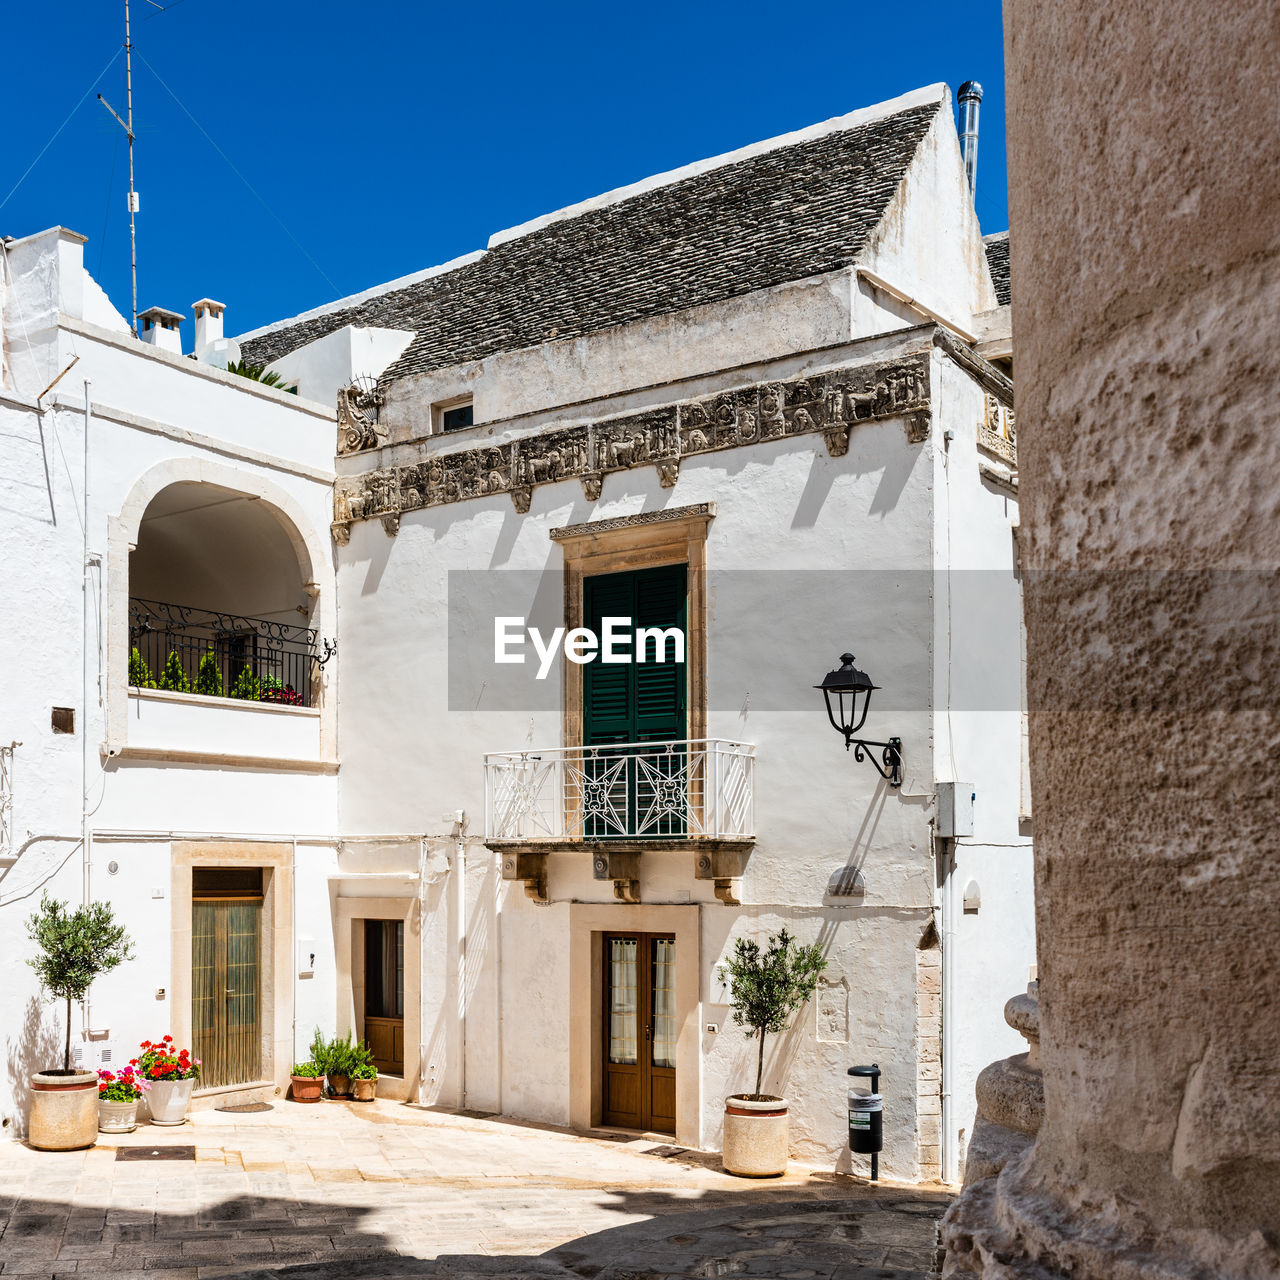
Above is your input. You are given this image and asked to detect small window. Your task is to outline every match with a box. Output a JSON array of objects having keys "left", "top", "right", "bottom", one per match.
[
  {"left": 51, "top": 707, "right": 75, "bottom": 734},
  {"left": 437, "top": 399, "right": 474, "bottom": 433},
  {"left": 193, "top": 867, "right": 264, "bottom": 899}
]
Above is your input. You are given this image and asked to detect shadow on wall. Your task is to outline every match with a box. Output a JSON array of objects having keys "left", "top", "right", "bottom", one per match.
[
  {"left": 0, "top": 1181, "right": 950, "bottom": 1277},
  {"left": 4, "top": 994, "right": 63, "bottom": 1137}
]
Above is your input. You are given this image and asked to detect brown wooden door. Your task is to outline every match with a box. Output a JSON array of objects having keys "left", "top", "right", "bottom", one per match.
[
  {"left": 602, "top": 933, "right": 676, "bottom": 1133},
  {"left": 363, "top": 919, "right": 404, "bottom": 1074}
]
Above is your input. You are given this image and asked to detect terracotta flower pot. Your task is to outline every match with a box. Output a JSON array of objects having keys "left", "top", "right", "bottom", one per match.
[
  {"left": 146, "top": 1077, "right": 195, "bottom": 1125},
  {"left": 722, "top": 1095, "right": 790, "bottom": 1177},
  {"left": 98, "top": 1098, "right": 139, "bottom": 1133},
  {"left": 29, "top": 1070, "right": 99, "bottom": 1151},
  {"left": 352, "top": 1077, "right": 377, "bottom": 1102},
  {"left": 291, "top": 1074, "right": 324, "bottom": 1102},
  {"left": 327, "top": 1072, "right": 351, "bottom": 1098}
]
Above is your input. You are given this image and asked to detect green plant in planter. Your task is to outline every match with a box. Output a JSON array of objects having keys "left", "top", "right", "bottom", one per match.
[
  {"left": 350, "top": 1062, "right": 378, "bottom": 1080},
  {"left": 290, "top": 1061, "right": 323, "bottom": 1078},
  {"left": 193, "top": 650, "right": 225, "bottom": 697},
  {"left": 718, "top": 927, "right": 827, "bottom": 1100},
  {"left": 230, "top": 665, "right": 263, "bottom": 700},
  {"left": 128, "top": 647, "right": 156, "bottom": 688},
  {"left": 158, "top": 651, "right": 191, "bottom": 693},
  {"left": 26, "top": 893, "right": 135, "bottom": 1073}
]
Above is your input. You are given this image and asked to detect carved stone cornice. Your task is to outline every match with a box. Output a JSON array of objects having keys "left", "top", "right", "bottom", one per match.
[
  {"left": 550, "top": 502, "right": 716, "bottom": 542},
  {"left": 333, "top": 352, "right": 932, "bottom": 539},
  {"left": 933, "top": 328, "right": 1014, "bottom": 407}
]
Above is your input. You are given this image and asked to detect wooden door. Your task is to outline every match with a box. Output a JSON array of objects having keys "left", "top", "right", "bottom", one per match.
[
  {"left": 363, "top": 919, "right": 404, "bottom": 1074},
  {"left": 192, "top": 869, "right": 263, "bottom": 1089},
  {"left": 602, "top": 933, "right": 676, "bottom": 1133}
]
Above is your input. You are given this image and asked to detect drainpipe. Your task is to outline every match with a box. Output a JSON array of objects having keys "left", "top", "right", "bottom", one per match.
[
  {"left": 455, "top": 830, "right": 467, "bottom": 1109},
  {"left": 81, "top": 381, "right": 93, "bottom": 1048},
  {"left": 417, "top": 836, "right": 427, "bottom": 1105},
  {"left": 941, "top": 837, "right": 958, "bottom": 1183}
]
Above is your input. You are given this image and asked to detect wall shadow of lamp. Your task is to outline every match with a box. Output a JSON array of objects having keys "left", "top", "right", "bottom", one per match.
[{"left": 815, "top": 653, "right": 903, "bottom": 788}]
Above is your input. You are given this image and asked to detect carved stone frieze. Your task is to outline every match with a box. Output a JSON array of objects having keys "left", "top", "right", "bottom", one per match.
[
  {"left": 978, "top": 392, "right": 1017, "bottom": 466},
  {"left": 330, "top": 353, "right": 932, "bottom": 539},
  {"left": 336, "top": 383, "right": 387, "bottom": 455}
]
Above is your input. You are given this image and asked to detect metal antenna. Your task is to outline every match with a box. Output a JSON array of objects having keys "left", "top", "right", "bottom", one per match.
[{"left": 97, "top": 0, "right": 139, "bottom": 334}]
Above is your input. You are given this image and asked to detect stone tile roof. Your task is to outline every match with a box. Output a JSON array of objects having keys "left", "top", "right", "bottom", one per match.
[
  {"left": 241, "top": 101, "right": 941, "bottom": 382},
  {"left": 984, "top": 232, "right": 1011, "bottom": 307}
]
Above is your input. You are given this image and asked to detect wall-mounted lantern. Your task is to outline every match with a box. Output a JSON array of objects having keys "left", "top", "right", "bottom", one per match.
[{"left": 815, "top": 653, "right": 903, "bottom": 788}]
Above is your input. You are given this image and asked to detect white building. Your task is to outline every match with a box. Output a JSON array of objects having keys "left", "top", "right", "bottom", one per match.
[{"left": 0, "top": 83, "right": 1029, "bottom": 1183}]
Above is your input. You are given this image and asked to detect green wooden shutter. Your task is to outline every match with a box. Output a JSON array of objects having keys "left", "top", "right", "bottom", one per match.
[{"left": 583, "top": 564, "right": 687, "bottom": 745}]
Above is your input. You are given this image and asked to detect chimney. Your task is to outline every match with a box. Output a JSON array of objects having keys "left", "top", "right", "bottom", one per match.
[
  {"left": 137, "top": 306, "right": 185, "bottom": 355},
  {"left": 192, "top": 298, "right": 226, "bottom": 354},
  {"left": 958, "top": 81, "right": 983, "bottom": 194}
]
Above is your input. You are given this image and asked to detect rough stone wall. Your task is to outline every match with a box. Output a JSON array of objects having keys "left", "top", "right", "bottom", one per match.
[
  {"left": 950, "top": 1, "right": 1280, "bottom": 1274},
  {"left": 915, "top": 942, "right": 942, "bottom": 1180}
]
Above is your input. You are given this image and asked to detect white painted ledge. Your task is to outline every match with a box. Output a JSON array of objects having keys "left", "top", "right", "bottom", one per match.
[{"left": 125, "top": 687, "right": 326, "bottom": 766}]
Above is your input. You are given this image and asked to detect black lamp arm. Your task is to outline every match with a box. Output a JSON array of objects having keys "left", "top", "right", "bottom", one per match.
[{"left": 849, "top": 737, "right": 903, "bottom": 787}]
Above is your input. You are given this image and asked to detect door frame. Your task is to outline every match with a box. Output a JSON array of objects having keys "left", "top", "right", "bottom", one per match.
[
  {"left": 170, "top": 841, "right": 293, "bottom": 1097},
  {"left": 335, "top": 895, "right": 421, "bottom": 1103},
  {"left": 569, "top": 903, "right": 700, "bottom": 1147}
]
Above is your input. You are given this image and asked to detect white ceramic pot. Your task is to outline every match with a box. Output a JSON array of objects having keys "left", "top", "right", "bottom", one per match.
[
  {"left": 28, "top": 1071, "right": 100, "bottom": 1151},
  {"left": 722, "top": 1095, "right": 790, "bottom": 1177},
  {"left": 98, "top": 1098, "right": 139, "bottom": 1133},
  {"left": 146, "top": 1077, "right": 195, "bottom": 1125}
]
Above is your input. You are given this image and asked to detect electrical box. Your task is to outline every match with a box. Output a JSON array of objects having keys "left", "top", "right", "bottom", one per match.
[{"left": 937, "top": 782, "right": 975, "bottom": 838}]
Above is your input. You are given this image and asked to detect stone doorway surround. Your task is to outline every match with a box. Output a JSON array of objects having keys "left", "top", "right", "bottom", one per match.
[
  {"left": 169, "top": 841, "right": 293, "bottom": 1100},
  {"left": 335, "top": 896, "right": 421, "bottom": 1102},
  {"left": 569, "top": 903, "right": 700, "bottom": 1147}
]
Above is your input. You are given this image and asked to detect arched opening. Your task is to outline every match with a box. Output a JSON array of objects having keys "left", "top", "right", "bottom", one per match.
[{"left": 128, "top": 481, "right": 319, "bottom": 706}]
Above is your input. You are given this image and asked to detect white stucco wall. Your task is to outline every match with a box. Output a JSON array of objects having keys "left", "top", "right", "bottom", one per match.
[{"left": 0, "top": 229, "right": 340, "bottom": 1135}]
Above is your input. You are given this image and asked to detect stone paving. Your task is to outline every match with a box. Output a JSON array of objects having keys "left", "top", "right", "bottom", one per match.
[{"left": 0, "top": 1098, "right": 951, "bottom": 1279}]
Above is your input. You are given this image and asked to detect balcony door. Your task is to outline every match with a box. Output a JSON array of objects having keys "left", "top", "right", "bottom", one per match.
[
  {"left": 602, "top": 933, "right": 676, "bottom": 1133},
  {"left": 192, "top": 868, "right": 263, "bottom": 1089},
  {"left": 582, "top": 565, "right": 687, "bottom": 837}
]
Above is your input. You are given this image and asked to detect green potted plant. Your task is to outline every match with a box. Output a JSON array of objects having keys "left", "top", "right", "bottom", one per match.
[
  {"left": 290, "top": 1061, "right": 324, "bottom": 1103},
  {"left": 158, "top": 651, "right": 191, "bottom": 692},
  {"left": 97, "top": 1065, "right": 148, "bottom": 1134},
  {"left": 193, "top": 650, "right": 224, "bottom": 697},
  {"left": 717, "top": 927, "right": 827, "bottom": 1177},
  {"left": 128, "top": 647, "right": 156, "bottom": 688},
  {"left": 25, "top": 893, "right": 134, "bottom": 1150},
  {"left": 312, "top": 1027, "right": 364, "bottom": 1098},
  {"left": 351, "top": 1060, "right": 378, "bottom": 1102},
  {"left": 135, "top": 1036, "right": 201, "bottom": 1124}
]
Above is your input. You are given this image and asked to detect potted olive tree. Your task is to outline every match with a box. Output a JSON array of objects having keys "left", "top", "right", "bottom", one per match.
[
  {"left": 718, "top": 927, "right": 827, "bottom": 1176},
  {"left": 25, "top": 893, "right": 134, "bottom": 1150}
]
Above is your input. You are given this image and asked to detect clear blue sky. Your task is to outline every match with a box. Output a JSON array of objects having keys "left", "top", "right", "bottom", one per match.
[{"left": 1, "top": 1, "right": 1007, "bottom": 342}]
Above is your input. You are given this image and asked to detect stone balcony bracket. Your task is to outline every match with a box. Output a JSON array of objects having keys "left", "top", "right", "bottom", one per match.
[{"left": 490, "top": 838, "right": 754, "bottom": 905}]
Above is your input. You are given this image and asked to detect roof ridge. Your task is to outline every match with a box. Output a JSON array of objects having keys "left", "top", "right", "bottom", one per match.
[{"left": 487, "top": 83, "right": 948, "bottom": 250}]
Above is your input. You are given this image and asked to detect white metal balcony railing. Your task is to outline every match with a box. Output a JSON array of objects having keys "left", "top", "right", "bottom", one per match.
[{"left": 484, "top": 739, "right": 756, "bottom": 842}]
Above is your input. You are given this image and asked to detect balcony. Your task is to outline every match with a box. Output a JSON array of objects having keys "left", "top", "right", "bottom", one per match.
[
  {"left": 124, "top": 597, "right": 326, "bottom": 767},
  {"left": 129, "top": 597, "right": 319, "bottom": 707},
  {"left": 484, "top": 739, "right": 755, "bottom": 904}
]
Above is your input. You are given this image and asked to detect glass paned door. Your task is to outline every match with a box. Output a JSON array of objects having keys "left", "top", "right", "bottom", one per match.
[
  {"left": 602, "top": 933, "right": 676, "bottom": 1133},
  {"left": 192, "top": 890, "right": 263, "bottom": 1089}
]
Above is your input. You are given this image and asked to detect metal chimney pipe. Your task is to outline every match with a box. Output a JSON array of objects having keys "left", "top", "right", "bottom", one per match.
[{"left": 958, "top": 81, "right": 983, "bottom": 194}]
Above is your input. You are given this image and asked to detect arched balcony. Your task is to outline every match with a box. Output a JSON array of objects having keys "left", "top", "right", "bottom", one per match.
[{"left": 107, "top": 468, "right": 335, "bottom": 769}]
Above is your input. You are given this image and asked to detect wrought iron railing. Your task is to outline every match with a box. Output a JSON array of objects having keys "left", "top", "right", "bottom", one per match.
[
  {"left": 484, "top": 739, "right": 755, "bottom": 842},
  {"left": 128, "top": 597, "right": 319, "bottom": 708}
]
